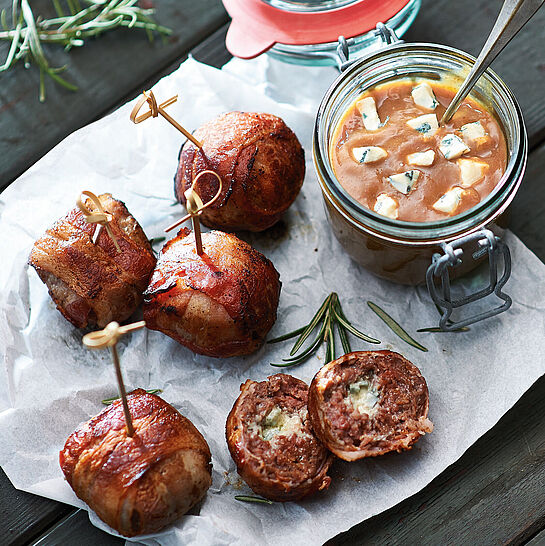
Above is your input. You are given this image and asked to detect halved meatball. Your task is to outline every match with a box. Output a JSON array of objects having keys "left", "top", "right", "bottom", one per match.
[
  {"left": 226, "top": 374, "right": 333, "bottom": 502},
  {"left": 143, "top": 229, "right": 281, "bottom": 357},
  {"left": 308, "top": 351, "right": 433, "bottom": 461},
  {"left": 174, "top": 112, "right": 305, "bottom": 232}
]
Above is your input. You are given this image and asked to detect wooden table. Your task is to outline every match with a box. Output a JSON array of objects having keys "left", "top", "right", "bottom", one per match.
[{"left": 1, "top": 1, "right": 544, "bottom": 544}]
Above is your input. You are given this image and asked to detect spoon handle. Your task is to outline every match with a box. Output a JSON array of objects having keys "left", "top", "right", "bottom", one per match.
[{"left": 441, "top": 0, "right": 544, "bottom": 124}]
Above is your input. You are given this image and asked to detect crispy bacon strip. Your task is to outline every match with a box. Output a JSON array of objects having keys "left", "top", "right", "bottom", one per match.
[
  {"left": 60, "top": 389, "right": 212, "bottom": 537},
  {"left": 29, "top": 194, "right": 156, "bottom": 328}
]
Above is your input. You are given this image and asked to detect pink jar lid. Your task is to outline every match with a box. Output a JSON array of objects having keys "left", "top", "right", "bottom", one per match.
[{"left": 223, "top": 0, "right": 411, "bottom": 59}]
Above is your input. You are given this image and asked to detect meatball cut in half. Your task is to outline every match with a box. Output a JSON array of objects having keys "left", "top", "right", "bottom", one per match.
[
  {"left": 174, "top": 112, "right": 305, "bottom": 232},
  {"left": 308, "top": 351, "right": 433, "bottom": 462},
  {"left": 226, "top": 374, "right": 333, "bottom": 502},
  {"left": 60, "top": 389, "right": 212, "bottom": 537},
  {"left": 29, "top": 193, "right": 155, "bottom": 328},
  {"left": 143, "top": 229, "right": 281, "bottom": 357}
]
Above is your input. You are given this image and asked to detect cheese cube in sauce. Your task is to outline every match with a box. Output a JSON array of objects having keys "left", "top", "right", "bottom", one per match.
[
  {"left": 387, "top": 170, "right": 420, "bottom": 194},
  {"left": 432, "top": 187, "right": 465, "bottom": 214},
  {"left": 356, "top": 97, "right": 382, "bottom": 131},
  {"left": 374, "top": 194, "right": 399, "bottom": 219},
  {"left": 352, "top": 146, "right": 388, "bottom": 164},
  {"left": 406, "top": 114, "right": 439, "bottom": 136},
  {"left": 407, "top": 150, "right": 435, "bottom": 166},
  {"left": 460, "top": 121, "right": 487, "bottom": 145},
  {"left": 411, "top": 83, "right": 438, "bottom": 111},
  {"left": 457, "top": 158, "right": 488, "bottom": 187},
  {"left": 439, "top": 134, "right": 470, "bottom": 160}
]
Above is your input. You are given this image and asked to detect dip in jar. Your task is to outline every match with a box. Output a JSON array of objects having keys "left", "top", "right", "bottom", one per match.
[{"left": 331, "top": 79, "right": 508, "bottom": 222}]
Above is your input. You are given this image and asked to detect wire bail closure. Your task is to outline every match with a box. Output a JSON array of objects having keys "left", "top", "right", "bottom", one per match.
[
  {"left": 76, "top": 191, "right": 121, "bottom": 253},
  {"left": 83, "top": 320, "right": 146, "bottom": 437},
  {"left": 165, "top": 170, "right": 224, "bottom": 256},
  {"left": 130, "top": 89, "right": 203, "bottom": 149},
  {"left": 426, "top": 229, "right": 512, "bottom": 331}
]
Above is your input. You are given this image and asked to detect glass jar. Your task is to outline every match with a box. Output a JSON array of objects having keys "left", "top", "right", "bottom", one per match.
[
  {"left": 265, "top": 0, "right": 421, "bottom": 66},
  {"left": 313, "top": 43, "right": 527, "bottom": 287}
]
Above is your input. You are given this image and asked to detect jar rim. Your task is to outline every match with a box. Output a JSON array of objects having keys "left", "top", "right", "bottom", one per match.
[{"left": 313, "top": 42, "right": 528, "bottom": 243}]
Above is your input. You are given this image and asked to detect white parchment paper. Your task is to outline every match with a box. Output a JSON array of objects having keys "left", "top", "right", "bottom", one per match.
[{"left": 1, "top": 56, "right": 544, "bottom": 546}]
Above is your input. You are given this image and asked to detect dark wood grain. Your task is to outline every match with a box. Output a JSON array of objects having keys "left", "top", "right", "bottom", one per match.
[{"left": 0, "top": 0, "right": 229, "bottom": 189}]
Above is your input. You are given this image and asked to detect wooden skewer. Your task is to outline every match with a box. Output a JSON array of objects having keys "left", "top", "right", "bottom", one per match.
[
  {"left": 165, "top": 170, "right": 224, "bottom": 256},
  {"left": 76, "top": 191, "right": 122, "bottom": 253},
  {"left": 129, "top": 90, "right": 203, "bottom": 149},
  {"left": 82, "top": 320, "right": 146, "bottom": 437}
]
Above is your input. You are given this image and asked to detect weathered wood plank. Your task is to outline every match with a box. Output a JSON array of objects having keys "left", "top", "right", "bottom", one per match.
[
  {"left": 32, "top": 510, "right": 121, "bottom": 546},
  {"left": 527, "top": 528, "right": 545, "bottom": 546},
  {"left": 0, "top": 467, "right": 72, "bottom": 546},
  {"left": 0, "top": 0, "right": 229, "bottom": 188}
]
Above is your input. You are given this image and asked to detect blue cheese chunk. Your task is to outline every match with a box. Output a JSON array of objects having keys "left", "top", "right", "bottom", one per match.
[
  {"left": 356, "top": 96, "right": 382, "bottom": 131},
  {"left": 406, "top": 113, "right": 439, "bottom": 136},
  {"left": 387, "top": 170, "right": 420, "bottom": 194},
  {"left": 411, "top": 82, "right": 438, "bottom": 111},
  {"left": 352, "top": 145, "right": 388, "bottom": 164},
  {"left": 346, "top": 379, "right": 380, "bottom": 417},
  {"left": 260, "top": 407, "right": 307, "bottom": 442},
  {"left": 374, "top": 194, "right": 399, "bottom": 219},
  {"left": 460, "top": 121, "right": 487, "bottom": 146},
  {"left": 407, "top": 149, "right": 435, "bottom": 166},
  {"left": 439, "top": 134, "right": 470, "bottom": 160},
  {"left": 432, "top": 187, "right": 465, "bottom": 214},
  {"left": 457, "top": 158, "right": 488, "bottom": 187}
]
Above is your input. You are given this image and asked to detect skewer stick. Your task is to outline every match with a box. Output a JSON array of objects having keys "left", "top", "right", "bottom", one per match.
[
  {"left": 76, "top": 191, "right": 122, "bottom": 253},
  {"left": 83, "top": 320, "right": 146, "bottom": 437},
  {"left": 130, "top": 90, "right": 203, "bottom": 149},
  {"left": 165, "top": 170, "right": 224, "bottom": 256}
]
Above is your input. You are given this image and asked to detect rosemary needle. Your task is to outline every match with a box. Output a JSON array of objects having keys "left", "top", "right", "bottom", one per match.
[
  {"left": 234, "top": 495, "right": 273, "bottom": 505},
  {"left": 417, "top": 326, "right": 470, "bottom": 332},
  {"left": 367, "top": 301, "right": 428, "bottom": 352},
  {"left": 102, "top": 388, "right": 162, "bottom": 405}
]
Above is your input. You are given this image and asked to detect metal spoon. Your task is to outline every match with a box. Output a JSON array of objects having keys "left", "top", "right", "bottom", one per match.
[{"left": 441, "top": 0, "right": 544, "bottom": 125}]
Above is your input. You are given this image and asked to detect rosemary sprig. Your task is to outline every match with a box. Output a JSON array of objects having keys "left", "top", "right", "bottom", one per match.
[
  {"left": 367, "top": 301, "right": 428, "bottom": 352},
  {"left": 270, "top": 293, "right": 380, "bottom": 368},
  {"left": 0, "top": 0, "right": 171, "bottom": 102},
  {"left": 234, "top": 495, "right": 274, "bottom": 505},
  {"left": 102, "top": 388, "right": 162, "bottom": 405}
]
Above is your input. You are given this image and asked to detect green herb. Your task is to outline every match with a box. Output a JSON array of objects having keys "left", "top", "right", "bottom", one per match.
[
  {"left": 149, "top": 236, "right": 166, "bottom": 246},
  {"left": 0, "top": 0, "right": 171, "bottom": 102},
  {"left": 102, "top": 388, "right": 162, "bottom": 405},
  {"left": 270, "top": 293, "right": 380, "bottom": 368},
  {"left": 367, "top": 301, "right": 428, "bottom": 352},
  {"left": 234, "top": 495, "right": 273, "bottom": 505},
  {"left": 417, "top": 326, "right": 470, "bottom": 332}
]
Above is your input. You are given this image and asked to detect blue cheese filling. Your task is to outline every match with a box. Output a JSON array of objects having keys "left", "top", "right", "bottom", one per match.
[
  {"left": 258, "top": 406, "right": 308, "bottom": 443},
  {"left": 374, "top": 194, "right": 399, "bottom": 219},
  {"left": 411, "top": 82, "right": 438, "bottom": 111},
  {"left": 387, "top": 170, "right": 420, "bottom": 194},
  {"left": 407, "top": 149, "right": 435, "bottom": 166},
  {"left": 460, "top": 121, "right": 488, "bottom": 147},
  {"left": 346, "top": 379, "right": 380, "bottom": 417},
  {"left": 457, "top": 158, "right": 488, "bottom": 187}
]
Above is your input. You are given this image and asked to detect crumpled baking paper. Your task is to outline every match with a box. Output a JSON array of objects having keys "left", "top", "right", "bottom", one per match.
[{"left": 1, "top": 56, "right": 544, "bottom": 546}]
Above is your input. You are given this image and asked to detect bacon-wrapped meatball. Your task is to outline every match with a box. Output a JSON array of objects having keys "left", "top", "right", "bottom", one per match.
[
  {"left": 28, "top": 193, "right": 155, "bottom": 328},
  {"left": 226, "top": 374, "right": 333, "bottom": 502},
  {"left": 143, "top": 229, "right": 281, "bottom": 357},
  {"left": 174, "top": 112, "right": 305, "bottom": 232},
  {"left": 59, "top": 389, "right": 212, "bottom": 537},
  {"left": 308, "top": 351, "right": 433, "bottom": 461}
]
